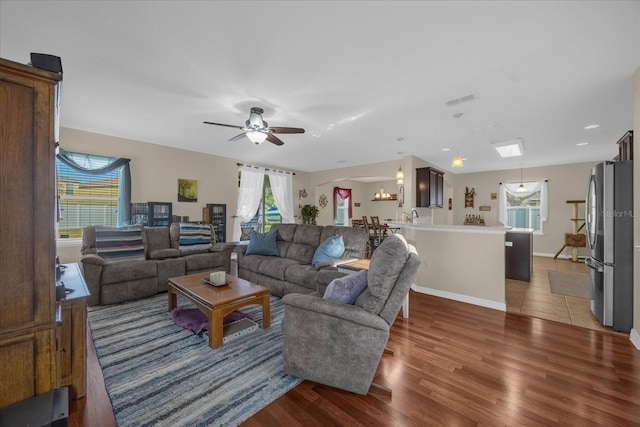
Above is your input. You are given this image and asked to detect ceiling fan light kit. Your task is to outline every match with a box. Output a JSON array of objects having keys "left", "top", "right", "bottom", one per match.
[
  {"left": 247, "top": 130, "right": 267, "bottom": 144},
  {"left": 204, "top": 106, "right": 304, "bottom": 146}
]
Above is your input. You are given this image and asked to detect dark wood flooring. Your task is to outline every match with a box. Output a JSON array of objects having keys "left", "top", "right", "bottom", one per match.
[{"left": 70, "top": 269, "right": 640, "bottom": 426}]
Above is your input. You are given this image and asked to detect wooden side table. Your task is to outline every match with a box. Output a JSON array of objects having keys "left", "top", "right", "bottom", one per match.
[
  {"left": 58, "top": 263, "right": 90, "bottom": 399},
  {"left": 337, "top": 259, "right": 409, "bottom": 319}
]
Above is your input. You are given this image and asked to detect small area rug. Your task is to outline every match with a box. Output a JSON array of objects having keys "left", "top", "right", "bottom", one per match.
[
  {"left": 88, "top": 293, "right": 300, "bottom": 426},
  {"left": 170, "top": 307, "right": 253, "bottom": 336},
  {"left": 548, "top": 270, "right": 590, "bottom": 299}
]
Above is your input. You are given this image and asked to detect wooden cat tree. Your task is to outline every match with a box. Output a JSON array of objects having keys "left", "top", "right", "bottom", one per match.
[{"left": 554, "top": 200, "right": 586, "bottom": 261}]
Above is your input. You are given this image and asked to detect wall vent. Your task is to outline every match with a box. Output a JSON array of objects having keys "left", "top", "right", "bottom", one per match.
[{"left": 445, "top": 94, "right": 476, "bottom": 106}]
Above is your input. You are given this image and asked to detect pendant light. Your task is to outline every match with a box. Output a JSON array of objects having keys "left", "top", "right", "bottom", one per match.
[
  {"left": 451, "top": 113, "right": 464, "bottom": 168},
  {"left": 396, "top": 165, "right": 404, "bottom": 185},
  {"left": 515, "top": 163, "right": 528, "bottom": 193}
]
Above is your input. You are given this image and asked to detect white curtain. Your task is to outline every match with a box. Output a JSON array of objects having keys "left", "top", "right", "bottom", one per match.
[
  {"left": 498, "top": 181, "right": 548, "bottom": 225},
  {"left": 266, "top": 169, "right": 295, "bottom": 224},
  {"left": 232, "top": 165, "right": 265, "bottom": 241}
]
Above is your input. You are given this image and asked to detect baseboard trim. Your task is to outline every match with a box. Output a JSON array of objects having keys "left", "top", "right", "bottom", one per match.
[
  {"left": 533, "top": 251, "right": 590, "bottom": 260},
  {"left": 534, "top": 251, "right": 570, "bottom": 258},
  {"left": 630, "top": 328, "right": 640, "bottom": 350},
  {"left": 411, "top": 285, "right": 506, "bottom": 312}
]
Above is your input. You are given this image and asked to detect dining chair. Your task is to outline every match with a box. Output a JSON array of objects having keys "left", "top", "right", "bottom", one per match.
[
  {"left": 370, "top": 216, "right": 383, "bottom": 240},
  {"left": 351, "top": 219, "right": 363, "bottom": 227},
  {"left": 362, "top": 216, "right": 380, "bottom": 257}
]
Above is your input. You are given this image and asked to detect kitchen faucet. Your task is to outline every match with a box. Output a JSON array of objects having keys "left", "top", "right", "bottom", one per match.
[{"left": 411, "top": 209, "right": 419, "bottom": 223}]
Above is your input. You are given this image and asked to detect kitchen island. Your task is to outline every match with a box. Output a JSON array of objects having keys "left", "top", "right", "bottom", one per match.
[{"left": 389, "top": 222, "right": 507, "bottom": 311}]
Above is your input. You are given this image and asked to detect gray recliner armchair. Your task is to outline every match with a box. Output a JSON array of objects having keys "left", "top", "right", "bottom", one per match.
[{"left": 282, "top": 234, "right": 420, "bottom": 395}]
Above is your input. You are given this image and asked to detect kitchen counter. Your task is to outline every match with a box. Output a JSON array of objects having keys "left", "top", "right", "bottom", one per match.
[
  {"left": 389, "top": 221, "right": 508, "bottom": 235},
  {"left": 390, "top": 221, "right": 506, "bottom": 311}
]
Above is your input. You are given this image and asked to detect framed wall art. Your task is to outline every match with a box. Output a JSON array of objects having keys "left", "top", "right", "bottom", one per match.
[{"left": 178, "top": 178, "right": 198, "bottom": 202}]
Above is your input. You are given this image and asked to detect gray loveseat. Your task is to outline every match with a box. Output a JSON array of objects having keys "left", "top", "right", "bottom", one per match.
[
  {"left": 81, "top": 223, "right": 233, "bottom": 306},
  {"left": 236, "top": 223, "right": 368, "bottom": 297}
]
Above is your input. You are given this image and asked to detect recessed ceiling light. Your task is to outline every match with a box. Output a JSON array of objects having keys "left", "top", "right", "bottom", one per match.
[
  {"left": 584, "top": 124, "right": 600, "bottom": 130},
  {"left": 492, "top": 138, "right": 524, "bottom": 158},
  {"left": 576, "top": 142, "right": 589, "bottom": 146},
  {"left": 441, "top": 148, "right": 451, "bottom": 152}
]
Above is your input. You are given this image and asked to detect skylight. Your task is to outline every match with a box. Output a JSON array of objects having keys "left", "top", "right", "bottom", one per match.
[{"left": 492, "top": 138, "right": 524, "bottom": 158}]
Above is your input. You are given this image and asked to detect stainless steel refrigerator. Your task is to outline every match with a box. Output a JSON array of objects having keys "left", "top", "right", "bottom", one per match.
[{"left": 585, "top": 160, "right": 633, "bottom": 332}]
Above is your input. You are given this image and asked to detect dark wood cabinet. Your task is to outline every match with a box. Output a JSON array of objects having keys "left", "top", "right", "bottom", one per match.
[
  {"left": 615, "top": 130, "right": 633, "bottom": 161},
  {"left": 148, "top": 202, "right": 172, "bottom": 227},
  {"left": 0, "top": 57, "right": 60, "bottom": 407},
  {"left": 131, "top": 202, "right": 172, "bottom": 226},
  {"left": 58, "top": 263, "right": 89, "bottom": 399},
  {"left": 416, "top": 167, "right": 444, "bottom": 208},
  {"left": 205, "top": 204, "right": 226, "bottom": 242}
]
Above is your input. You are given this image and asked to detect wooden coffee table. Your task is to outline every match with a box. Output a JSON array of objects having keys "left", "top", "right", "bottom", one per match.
[{"left": 168, "top": 272, "right": 270, "bottom": 348}]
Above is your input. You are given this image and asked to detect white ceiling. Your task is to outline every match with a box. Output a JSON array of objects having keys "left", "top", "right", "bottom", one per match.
[{"left": 1, "top": 1, "right": 638, "bottom": 174}]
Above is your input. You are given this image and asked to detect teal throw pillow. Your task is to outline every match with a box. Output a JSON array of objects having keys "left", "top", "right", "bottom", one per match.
[
  {"left": 312, "top": 235, "right": 345, "bottom": 270},
  {"left": 323, "top": 270, "right": 368, "bottom": 304},
  {"left": 246, "top": 229, "right": 279, "bottom": 256}
]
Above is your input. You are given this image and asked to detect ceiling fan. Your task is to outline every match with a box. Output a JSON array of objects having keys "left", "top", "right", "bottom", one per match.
[{"left": 204, "top": 107, "right": 305, "bottom": 146}]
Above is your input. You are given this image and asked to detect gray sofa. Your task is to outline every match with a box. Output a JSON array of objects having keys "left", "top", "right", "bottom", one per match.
[
  {"left": 81, "top": 223, "right": 233, "bottom": 306},
  {"left": 236, "top": 223, "right": 368, "bottom": 297}
]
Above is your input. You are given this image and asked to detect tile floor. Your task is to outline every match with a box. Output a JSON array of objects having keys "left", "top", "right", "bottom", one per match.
[{"left": 506, "top": 256, "right": 625, "bottom": 335}]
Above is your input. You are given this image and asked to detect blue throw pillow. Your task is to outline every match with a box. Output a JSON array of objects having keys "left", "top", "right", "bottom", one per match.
[
  {"left": 246, "top": 229, "right": 279, "bottom": 256},
  {"left": 323, "top": 270, "right": 368, "bottom": 304},
  {"left": 312, "top": 235, "right": 345, "bottom": 270}
]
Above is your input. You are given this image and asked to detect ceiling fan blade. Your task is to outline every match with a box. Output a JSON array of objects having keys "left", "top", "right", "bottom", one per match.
[
  {"left": 203, "top": 121, "right": 244, "bottom": 130},
  {"left": 229, "top": 133, "right": 247, "bottom": 142},
  {"left": 266, "top": 133, "right": 284, "bottom": 146},
  {"left": 269, "top": 127, "right": 305, "bottom": 134}
]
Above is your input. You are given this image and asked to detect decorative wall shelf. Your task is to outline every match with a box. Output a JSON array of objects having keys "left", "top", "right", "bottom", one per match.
[{"left": 371, "top": 195, "right": 398, "bottom": 202}]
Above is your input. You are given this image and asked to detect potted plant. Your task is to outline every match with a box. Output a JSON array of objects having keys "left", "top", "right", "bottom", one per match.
[{"left": 301, "top": 204, "right": 319, "bottom": 225}]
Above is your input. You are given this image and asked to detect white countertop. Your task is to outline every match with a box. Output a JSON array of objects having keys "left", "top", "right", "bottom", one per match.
[
  {"left": 389, "top": 221, "right": 508, "bottom": 235},
  {"left": 505, "top": 228, "right": 534, "bottom": 234}
]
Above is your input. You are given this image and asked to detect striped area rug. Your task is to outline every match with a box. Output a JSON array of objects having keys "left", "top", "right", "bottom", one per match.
[{"left": 88, "top": 293, "right": 301, "bottom": 426}]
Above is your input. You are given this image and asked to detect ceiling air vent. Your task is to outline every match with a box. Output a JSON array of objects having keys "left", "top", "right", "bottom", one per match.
[{"left": 445, "top": 94, "right": 476, "bottom": 107}]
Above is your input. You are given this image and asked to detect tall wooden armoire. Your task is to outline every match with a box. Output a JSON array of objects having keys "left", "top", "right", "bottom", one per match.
[{"left": 0, "top": 57, "right": 61, "bottom": 407}]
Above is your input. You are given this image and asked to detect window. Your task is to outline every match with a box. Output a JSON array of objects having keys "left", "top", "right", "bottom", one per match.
[
  {"left": 56, "top": 150, "right": 131, "bottom": 239},
  {"left": 500, "top": 181, "right": 547, "bottom": 232},
  {"left": 335, "top": 195, "right": 349, "bottom": 226},
  {"left": 333, "top": 187, "right": 352, "bottom": 226},
  {"left": 241, "top": 175, "right": 281, "bottom": 233}
]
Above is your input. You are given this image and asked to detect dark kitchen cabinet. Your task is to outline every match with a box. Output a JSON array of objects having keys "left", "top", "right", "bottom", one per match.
[
  {"left": 416, "top": 167, "right": 444, "bottom": 208},
  {"left": 505, "top": 230, "right": 533, "bottom": 282}
]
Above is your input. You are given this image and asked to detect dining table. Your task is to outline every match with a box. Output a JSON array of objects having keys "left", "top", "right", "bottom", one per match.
[{"left": 379, "top": 224, "right": 400, "bottom": 237}]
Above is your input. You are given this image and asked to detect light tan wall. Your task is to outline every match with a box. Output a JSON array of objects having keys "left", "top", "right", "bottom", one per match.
[
  {"left": 56, "top": 128, "right": 310, "bottom": 262},
  {"left": 453, "top": 162, "right": 599, "bottom": 256},
  {"left": 402, "top": 227, "right": 506, "bottom": 306},
  {"left": 311, "top": 160, "right": 406, "bottom": 226},
  {"left": 309, "top": 155, "right": 455, "bottom": 226}
]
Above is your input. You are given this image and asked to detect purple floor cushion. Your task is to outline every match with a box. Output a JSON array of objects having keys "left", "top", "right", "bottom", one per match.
[{"left": 171, "top": 308, "right": 253, "bottom": 335}]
